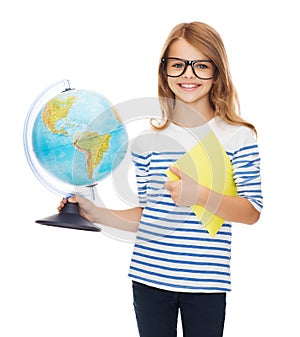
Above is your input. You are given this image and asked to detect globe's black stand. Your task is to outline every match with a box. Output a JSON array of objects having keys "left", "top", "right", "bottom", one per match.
[{"left": 36, "top": 201, "right": 101, "bottom": 232}]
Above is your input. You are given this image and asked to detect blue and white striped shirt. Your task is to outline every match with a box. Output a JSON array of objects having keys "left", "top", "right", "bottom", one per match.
[{"left": 128, "top": 117, "right": 263, "bottom": 292}]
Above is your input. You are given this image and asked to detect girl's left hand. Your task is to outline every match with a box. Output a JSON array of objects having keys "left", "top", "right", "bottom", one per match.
[{"left": 164, "top": 166, "right": 201, "bottom": 207}]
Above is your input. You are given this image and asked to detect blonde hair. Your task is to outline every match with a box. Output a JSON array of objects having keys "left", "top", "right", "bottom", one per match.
[{"left": 152, "top": 21, "right": 256, "bottom": 134}]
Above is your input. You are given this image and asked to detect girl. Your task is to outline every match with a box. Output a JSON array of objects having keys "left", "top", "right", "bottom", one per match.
[{"left": 59, "top": 22, "right": 263, "bottom": 337}]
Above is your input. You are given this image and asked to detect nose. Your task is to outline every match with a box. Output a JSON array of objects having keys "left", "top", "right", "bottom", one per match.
[{"left": 182, "top": 64, "right": 195, "bottom": 78}]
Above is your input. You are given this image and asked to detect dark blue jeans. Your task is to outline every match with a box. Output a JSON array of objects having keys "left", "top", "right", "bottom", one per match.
[{"left": 133, "top": 281, "right": 226, "bottom": 337}]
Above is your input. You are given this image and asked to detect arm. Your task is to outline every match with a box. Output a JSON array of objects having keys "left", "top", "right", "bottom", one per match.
[
  {"left": 197, "top": 185, "right": 260, "bottom": 224},
  {"left": 164, "top": 166, "right": 260, "bottom": 225},
  {"left": 91, "top": 206, "right": 143, "bottom": 233},
  {"left": 58, "top": 196, "right": 143, "bottom": 233}
]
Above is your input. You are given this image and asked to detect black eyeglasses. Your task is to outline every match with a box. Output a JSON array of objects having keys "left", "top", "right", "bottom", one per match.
[{"left": 161, "top": 57, "right": 215, "bottom": 80}]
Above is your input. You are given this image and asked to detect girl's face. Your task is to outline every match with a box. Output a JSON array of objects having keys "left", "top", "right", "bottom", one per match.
[{"left": 166, "top": 39, "right": 214, "bottom": 110}]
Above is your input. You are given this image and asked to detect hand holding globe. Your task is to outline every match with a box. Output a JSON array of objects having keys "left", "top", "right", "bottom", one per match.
[{"left": 58, "top": 195, "right": 97, "bottom": 223}]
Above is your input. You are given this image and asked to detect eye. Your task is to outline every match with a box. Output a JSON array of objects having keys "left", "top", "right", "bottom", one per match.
[
  {"left": 171, "top": 62, "right": 184, "bottom": 69},
  {"left": 195, "top": 62, "right": 208, "bottom": 70}
]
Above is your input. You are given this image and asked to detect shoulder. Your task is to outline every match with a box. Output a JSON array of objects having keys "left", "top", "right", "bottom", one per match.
[
  {"left": 131, "top": 123, "right": 186, "bottom": 154},
  {"left": 130, "top": 127, "right": 157, "bottom": 154},
  {"left": 211, "top": 117, "right": 257, "bottom": 152}
]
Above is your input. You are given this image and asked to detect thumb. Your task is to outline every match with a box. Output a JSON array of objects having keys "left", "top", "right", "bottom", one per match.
[
  {"left": 169, "top": 165, "right": 182, "bottom": 179},
  {"left": 67, "top": 195, "right": 78, "bottom": 203}
]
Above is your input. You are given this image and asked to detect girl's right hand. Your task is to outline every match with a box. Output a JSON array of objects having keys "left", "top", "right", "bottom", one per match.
[{"left": 57, "top": 195, "right": 96, "bottom": 222}]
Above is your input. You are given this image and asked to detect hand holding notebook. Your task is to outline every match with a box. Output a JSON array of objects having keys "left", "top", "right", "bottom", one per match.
[{"left": 165, "top": 130, "right": 237, "bottom": 237}]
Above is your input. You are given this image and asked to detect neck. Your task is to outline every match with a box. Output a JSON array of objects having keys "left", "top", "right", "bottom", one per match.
[{"left": 171, "top": 101, "right": 215, "bottom": 128}]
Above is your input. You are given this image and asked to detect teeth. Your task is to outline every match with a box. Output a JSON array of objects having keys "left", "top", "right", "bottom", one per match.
[{"left": 180, "top": 84, "right": 198, "bottom": 88}]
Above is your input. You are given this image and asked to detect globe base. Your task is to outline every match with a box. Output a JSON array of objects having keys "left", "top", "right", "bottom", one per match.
[{"left": 36, "top": 201, "right": 101, "bottom": 232}]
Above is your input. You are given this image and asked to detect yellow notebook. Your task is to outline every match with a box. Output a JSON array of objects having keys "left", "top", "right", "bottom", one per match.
[{"left": 165, "top": 130, "right": 237, "bottom": 237}]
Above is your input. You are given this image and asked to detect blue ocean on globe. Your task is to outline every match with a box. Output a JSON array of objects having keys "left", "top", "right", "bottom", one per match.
[{"left": 32, "top": 89, "right": 128, "bottom": 186}]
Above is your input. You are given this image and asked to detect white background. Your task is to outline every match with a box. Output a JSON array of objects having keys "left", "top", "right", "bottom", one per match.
[{"left": 1, "top": 0, "right": 299, "bottom": 336}]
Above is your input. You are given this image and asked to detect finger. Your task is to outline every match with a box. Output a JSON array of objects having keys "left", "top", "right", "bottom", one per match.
[
  {"left": 170, "top": 165, "right": 193, "bottom": 182},
  {"left": 57, "top": 200, "right": 65, "bottom": 212},
  {"left": 58, "top": 196, "right": 72, "bottom": 211},
  {"left": 164, "top": 181, "right": 174, "bottom": 191},
  {"left": 67, "top": 196, "right": 78, "bottom": 203},
  {"left": 168, "top": 165, "right": 182, "bottom": 179}
]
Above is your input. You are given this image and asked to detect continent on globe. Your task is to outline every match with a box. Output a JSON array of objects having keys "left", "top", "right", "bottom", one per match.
[
  {"left": 42, "top": 95, "right": 77, "bottom": 135},
  {"left": 74, "top": 131, "right": 111, "bottom": 179},
  {"left": 30, "top": 88, "right": 128, "bottom": 187}
]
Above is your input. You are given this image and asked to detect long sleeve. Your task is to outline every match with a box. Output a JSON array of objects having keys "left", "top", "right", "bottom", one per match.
[{"left": 230, "top": 130, "right": 263, "bottom": 213}]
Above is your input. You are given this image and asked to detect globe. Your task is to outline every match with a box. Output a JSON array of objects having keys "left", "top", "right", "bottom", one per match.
[{"left": 24, "top": 80, "right": 128, "bottom": 231}]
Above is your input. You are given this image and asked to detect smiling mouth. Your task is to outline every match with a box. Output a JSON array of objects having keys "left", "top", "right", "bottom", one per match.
[{"left": 178, "top": 83, "right": 200, "bottom": 89}]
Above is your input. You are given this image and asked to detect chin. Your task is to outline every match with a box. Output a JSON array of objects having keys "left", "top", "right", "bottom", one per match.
[{"left": 176, "top": 96, "right": 200, "bottom": 105}]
